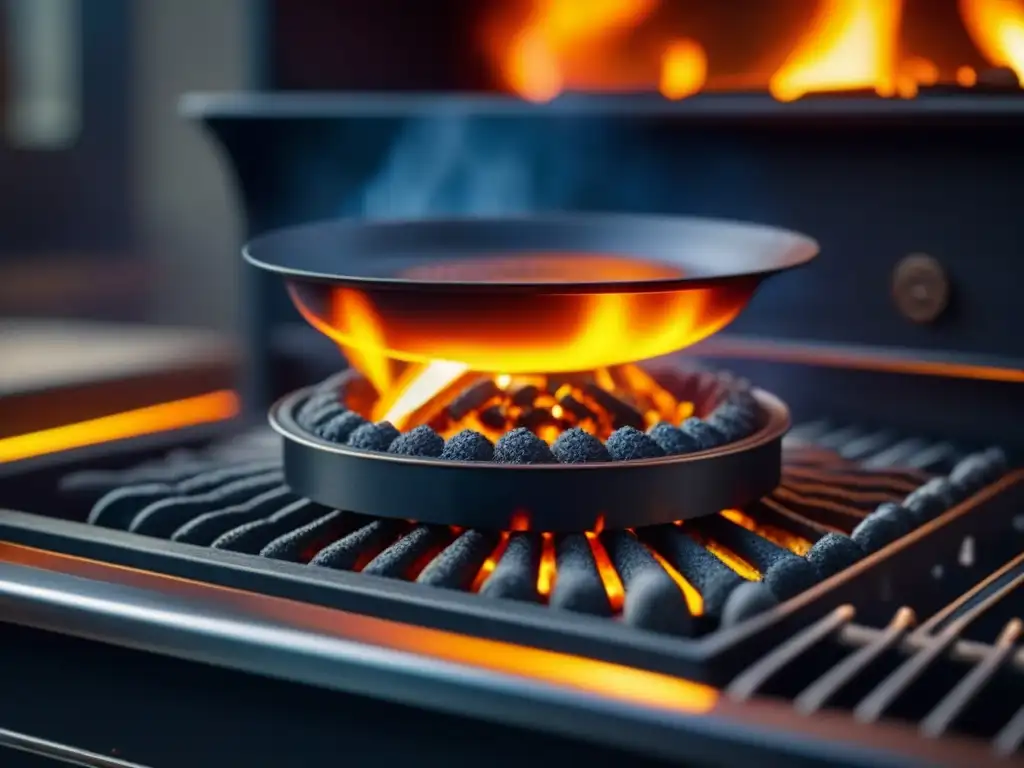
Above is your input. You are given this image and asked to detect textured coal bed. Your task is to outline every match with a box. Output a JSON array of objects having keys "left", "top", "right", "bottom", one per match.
[
  {"left": 56, "top": 419, "right": 1008, "bottom": 638},
  {"left": 295, "top": 366, "right": 762, "bottom": 465}
]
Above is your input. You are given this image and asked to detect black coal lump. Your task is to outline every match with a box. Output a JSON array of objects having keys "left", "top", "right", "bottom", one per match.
[
  {"left": 647, "top": 422, "right": 702, "bottom": 455},
  {"left": 346, "top": 421, "right": 401, "bottom": 452},
  {"left": 805, "top": 532, "right": 864, "bottom": 580},
  {"left": 902, "top": 478, "right": 954, "bottom": 524},
  {"left": 720, "top": 581, "right": 779, "bottom": 627},
  {"left": 707, "top": 403, "right": 757, "bottom": 440},
  {"left": 983, "top": 446, "right": 1009, "bottom": 477},
  {"left": 439, "top": 430, "right": 495, "bottom": 462},
  {"left": 949, "top": 453, "right": 995, "bottom": 496},
  {"left": 763, "top": 556, "right": 821, "bottom": 602},
  {"left": 851, "top": 502, "right": 914, "bottom": 554},
  {"left": 606, "top": 426, "right": 665, "bottom": 461},
  {"left": 678, "top": 417, "right": 726, "bottom": 450},
  {"left": 297, "top": 391, "right": 340, "bottom": 428},
  {"left": 317, "top": 411, "right": 366, "bottom": 444},
  {"left": 303, "top": 402, "right": 348, "bottom": 431},
  {"left": 551, "top": 428, "right": 611, "bottom": 464},
  {"left": 388, "top": 425, "right": 445, "bottom": 458},
  {"left": 493, "top": 427, "right": 555, "bottom": 464}
]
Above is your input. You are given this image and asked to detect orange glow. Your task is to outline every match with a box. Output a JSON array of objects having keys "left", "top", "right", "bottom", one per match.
[
  {"left": 660, "top": 39, "right": 707, "bottom": 100},
  {"left": 485, "top": 0, "right": 660, "bottom": 102},
  {"left": 720, "top": 509, "right": 812, "bottom": 557},
  {"left": 537, "top": 532, "right": 557, "bottom": 597},
  {"left": 960, "top": 0, "right": 1024, "bottom": 83},
  {"left": 483, "top": 0, "right": 1024, "bottom": 100},
  {"left": 0, "top": 542, "right": 719, "bottom": 716},
  {"left": 956, "top": 64, "right": 979, "bottom": 85},
  {"left": 770, "top": 0, "right": 903, "bottom": 101},
  {"left": 679, "top": 523, "right": 761, "bottom": 581},
  {"left": 471, "top": 533, "right": 510, "bottom": 592},
  {"left": 0, "top": 391, "right": 240, "bottom": 464},
  {"left": 650, "top": 550, "right": 704, "bottom": 615},
  {"left": 585, "top": 532, "right": 625, "bottom": 612},
  {"left": 288, "top": 261, "right": 749, "bottom": 432}
]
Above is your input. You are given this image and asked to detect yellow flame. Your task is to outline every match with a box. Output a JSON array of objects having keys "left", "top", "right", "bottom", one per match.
[
  {"left": 770, "top": 0, "right": 904, "bottom": 101},
  {"left": 660, "top": 39, "right": 707, "bottom": 100},
  {"left": 960, "top": 0, "right": 1024, "bottom": 83}
]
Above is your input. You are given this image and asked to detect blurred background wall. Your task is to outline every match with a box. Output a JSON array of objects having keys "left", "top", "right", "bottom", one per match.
[{"left": 133, "top": 0, "right": 250, "bottom": 332}]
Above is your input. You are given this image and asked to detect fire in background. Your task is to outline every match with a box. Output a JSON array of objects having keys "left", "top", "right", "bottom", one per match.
[{"left": 480, "top": 0, "right": 1024, "bottom": 101}]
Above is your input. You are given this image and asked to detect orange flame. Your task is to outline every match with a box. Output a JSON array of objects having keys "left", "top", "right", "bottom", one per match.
[
  {"left": 770, "top": 0, "right": 904, "bottom": 101},
  {"left": 288, "top": 258, "right": 753, "bottom": 428},
  {"left": 960, "top": 0, "right": 1024, "bottom": 84},
  {"left": 485, "top": 0, "right": 1019, "bottom": 100}
]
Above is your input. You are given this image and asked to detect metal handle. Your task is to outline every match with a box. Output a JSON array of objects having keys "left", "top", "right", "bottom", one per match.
[{"left": 0, "top": 727, "right": 151, "bottom": 767}]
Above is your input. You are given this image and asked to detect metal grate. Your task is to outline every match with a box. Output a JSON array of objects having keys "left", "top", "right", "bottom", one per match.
[{"left": 51, "top": 421, "right": 1009, "bottom": 639}]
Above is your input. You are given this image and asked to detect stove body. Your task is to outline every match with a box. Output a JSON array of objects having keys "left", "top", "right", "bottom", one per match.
[{"left": 0, "top": 92, "right": 1021, "bottom": 767}]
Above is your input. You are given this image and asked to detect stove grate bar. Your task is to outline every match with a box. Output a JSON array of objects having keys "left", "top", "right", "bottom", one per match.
[
  {"left": 919, "top": 618, "right": 1023, "bottom": 739},
  {"left": 726, "top": 605, "right": 857, "bottom": 701}
]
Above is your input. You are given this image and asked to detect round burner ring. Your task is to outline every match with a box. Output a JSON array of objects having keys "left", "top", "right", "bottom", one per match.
[{"left": 269, "top": 386, "right": 790, "bottom": 531}]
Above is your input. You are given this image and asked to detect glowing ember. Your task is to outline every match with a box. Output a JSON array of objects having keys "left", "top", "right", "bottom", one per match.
[{"left": 483, "top": 0, "right": 1024, "bottom": 101}]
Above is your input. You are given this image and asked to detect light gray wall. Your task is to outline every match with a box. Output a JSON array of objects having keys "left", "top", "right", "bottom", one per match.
[{"left": 132, "top": 0, "right": 251, "bottom": 332}]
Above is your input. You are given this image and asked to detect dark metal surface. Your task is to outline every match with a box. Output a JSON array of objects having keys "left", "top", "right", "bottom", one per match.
[
  {"left": 0, "top": 549, "right": 986, "bottom": 768},
  {"left": 243, "top": 213, "right": 818, "bottom": 294},
  {"left": 270, "top": 385, "right": 788, "bottom": 530},
  {"left": 0, "top": 727, "right": 151, "bottom": 768},
  {"left": 185, "top": 92, "right": 1024, "bottom": 424}
]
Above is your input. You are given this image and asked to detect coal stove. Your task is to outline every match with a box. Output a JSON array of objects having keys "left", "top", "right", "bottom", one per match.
[{"left": 0, "top": 87, "right": 1023, "bottom": 766}]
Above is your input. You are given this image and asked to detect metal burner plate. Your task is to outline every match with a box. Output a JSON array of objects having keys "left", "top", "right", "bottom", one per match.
[{"left": 269, "top": 387, "right": 790, "bottom": 531}]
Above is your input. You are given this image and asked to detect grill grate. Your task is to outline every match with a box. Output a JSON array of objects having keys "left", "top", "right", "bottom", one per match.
[{"left": 53, "top": 421, "right": 1010, "bottom": 639}]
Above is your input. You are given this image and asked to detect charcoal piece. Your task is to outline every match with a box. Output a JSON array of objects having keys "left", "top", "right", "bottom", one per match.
[
  {"left": 851, "top": 501, "right": 915, "bottom": 554},
  {"left": 547, "top": 372, "right": 593, "bottom": 393},
  {"left": 297, "top": 391, "right": 340, "bottom": 427},
  {"left": 551, "top": 428, "right": 611, "bottom": 464},
  {"left": 606, "top": 426, "right": 665, "bottom": 461},
  {"left": 642, "top": 525, "right": 744, "bottom": 617},
  {"left": 304, "top": 403, "right": 348, "bottom": 431},
  {"left": 86, "top": 461, "right": 282, "bottom": 529},
  {"left": 309, "top": 519, "right": 406, "bottom": 570},
  {"left": 169, "top": 486, "right": 297, "bottom": 546},
  {"left": 724, "top": 387, "right": 759, "bottom": 413},
  {"left": 516, "top": 407, "right": 559, "bottom": 434},
  {"left": 982, "top": 447, "right": 1009, "bottom": 476},
  {"left": 317, "top": 411, "right": 366, "bottom": 444},
  {"left": 678, "top": 418, "right": 726, "bottom": 450},
  {"left": 707, "top": 403, "right": 757, "bottom": 441},
  {"left": 805, "top": 533, "right": 864, "bottom": 580},
  {"left": 556, "top": 392, "right": 597, "bottom": 423},
  {"left": 259, "top": 510, "right": 358, "bottom": 562},
  {"left": 126, "top": 472, "right": 286, "bottom": 537},
  {"left": 416, "top": 530, "right": 501, "bottom": 589},
  {"left": 696, "top": 515, "right": 820, "bottom": 601},
  {"left": 362, "top": 525, "right": 450, "bottom": 579},
  {"left": 478, "top": 405, "right": 508, "bottom": 431},
  {"left": 346, "top": 421, "right": 401, "bottom": 452},
  {"left": 478, "top": 533, "right": 541, "bottom": 602},
  {"left": 439, "top": 430, "right": 495, "bottom": 462},
  {"left": 549, "top": 534, "right": 613, "bottom": 616},
  {"left": 720, "top": 581, "right": 779, "bottom": 627},
  {"left": 646, "top": 422, "right": 702, "bottom": 456},
  {"left": 581, "top": 383, "right": 645, "bottom": 430},
  {"left": 387, "top": 425, "right": 445, "bottom": 458},
  {"left": 948, "top": 453, "right": 995, "bottom": 496},
  {"left": 493, "top": 428, "right": 555, "bottom": 464},
  {"left": 902, "top": 479, "right": 952, "bottom": 524},
  {"left": 601, "top": 531, "right": 693, "bottom": 636},
  {"left": 508, "top": 383, "right": 541, "bottom": 407},
  {"left": 210, "top": 499, "right": 332, "bottom": 555},
  {"left": 448, "top": 380, "right": 502, "bottom": 420},
  {"left": 763, "top": 557, "right": 821, "bottom": 601}
]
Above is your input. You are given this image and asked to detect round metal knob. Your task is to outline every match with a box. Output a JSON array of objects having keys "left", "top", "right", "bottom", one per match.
[{"left": 892, "top": 254, "right": 950, "bottom": 324}]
